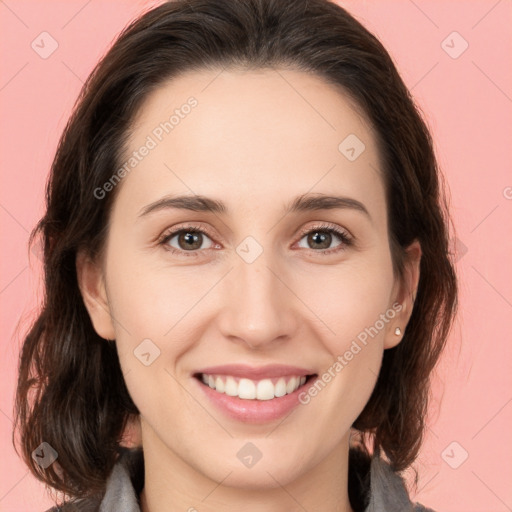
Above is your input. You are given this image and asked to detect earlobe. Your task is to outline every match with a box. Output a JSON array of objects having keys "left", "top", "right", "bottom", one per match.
[
  {"left": 384, "top": 302, "right": 406, "bottom": 350},
  {"left": 120, "top": 414, "right": 142, "bottom": 449},
  {"left": 384, "top": 239, "right": 421, "bottom": 349},
  {"left": 76, "top": 250, "right": 116, "bottom": 340}
]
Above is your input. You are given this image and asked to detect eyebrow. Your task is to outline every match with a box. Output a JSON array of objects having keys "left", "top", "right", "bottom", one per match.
[{"left": 137, "top": 193, "right": 371, "bottom": 220}]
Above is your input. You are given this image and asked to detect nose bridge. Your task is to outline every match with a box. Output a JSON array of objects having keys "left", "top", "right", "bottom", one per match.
[{"left": 220, "top": 241, "right": 297, "bottom": 347}]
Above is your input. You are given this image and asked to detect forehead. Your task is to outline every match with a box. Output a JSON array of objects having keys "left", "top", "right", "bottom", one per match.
[{"left": 115, "top": 67, "right": 385, "bottom": 221}]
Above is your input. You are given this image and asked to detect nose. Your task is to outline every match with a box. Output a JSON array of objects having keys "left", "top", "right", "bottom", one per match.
[{"left": 217, "top": 251, "right": 299, "bottom": 350}]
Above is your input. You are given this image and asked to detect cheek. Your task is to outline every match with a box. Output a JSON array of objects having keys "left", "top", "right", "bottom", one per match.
[
  {"left": 110, "top": 268, "right": 191, "bottom": 427},
  {"left": 299, "top": 258, "right": 395, "bottom": 352},
  {"left": 107, "top": 249, "right": 207, "bottom": 342},
  {"left": 105, "top": 251, "right": 211, "bottom": 403},
  {"left": 297, "top": 266, "right": 393, "bottom": 431}
]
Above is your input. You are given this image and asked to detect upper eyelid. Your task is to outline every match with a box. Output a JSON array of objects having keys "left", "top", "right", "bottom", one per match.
[{"left": 297, "top": 223, "right": 351, "bottom": 239}]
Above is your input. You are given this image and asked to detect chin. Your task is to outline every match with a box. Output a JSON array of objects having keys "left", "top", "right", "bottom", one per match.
[{"left": 209, "top": 457, "right": 306, "bottom": 491}]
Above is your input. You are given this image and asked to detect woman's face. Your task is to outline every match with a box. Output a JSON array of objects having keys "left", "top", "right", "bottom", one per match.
[{"left": 78, "top": 68, "right": 419, "bottom": 489}]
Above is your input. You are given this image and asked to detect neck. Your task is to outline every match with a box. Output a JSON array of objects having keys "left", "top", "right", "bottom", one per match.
[{"left": 139, "top": 423, "right": 355, "bottom": 512}]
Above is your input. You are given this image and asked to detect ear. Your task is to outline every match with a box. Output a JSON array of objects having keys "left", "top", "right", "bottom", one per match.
[
  {"left": 120, "top": 414, "right": 142, "bottom": 449},
  {"left": 384, "top": 239, "right": 421, "bottom": 349},
  {"left": 76, "top": 250, "right": 116, "bottom": 340}
]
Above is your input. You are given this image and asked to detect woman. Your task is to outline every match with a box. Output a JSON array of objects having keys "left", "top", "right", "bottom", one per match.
[{"left": 13, "top": 0, "right": 457, "bottom": 510}]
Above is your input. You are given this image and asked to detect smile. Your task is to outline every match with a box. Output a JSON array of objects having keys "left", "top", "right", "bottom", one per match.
[{"left": 192, "top": 371, "right": 319, "bottom": 423}]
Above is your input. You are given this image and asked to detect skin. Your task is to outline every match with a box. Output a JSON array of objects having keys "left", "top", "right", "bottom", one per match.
[{"left": 77, "top": 67, "right": 421, "bottom": 512}]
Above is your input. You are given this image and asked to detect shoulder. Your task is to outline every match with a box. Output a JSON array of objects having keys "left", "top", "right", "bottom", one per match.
[
  {"left": 353, "top": 448, "right": 438, "bottom": 512},
  {"left": 413, "top": 504, "right": 437, "bottom": 512},
  {"left": 42, "top": 448, "right": 143, "bottom": 512}
]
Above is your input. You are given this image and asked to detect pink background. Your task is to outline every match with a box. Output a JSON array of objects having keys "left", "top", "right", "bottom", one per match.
[{"left": 1, "top": 1, "right": 511, "bottom": 511}]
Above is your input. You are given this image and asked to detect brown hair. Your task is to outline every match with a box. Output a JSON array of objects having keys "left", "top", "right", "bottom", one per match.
[{"left": 13, "top": 0, "right": 457, "bottom": 504}]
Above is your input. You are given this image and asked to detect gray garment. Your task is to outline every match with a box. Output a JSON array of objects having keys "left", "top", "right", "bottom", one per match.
[{"left": 45, "top": 448, "right": 436, "bottom": 512}]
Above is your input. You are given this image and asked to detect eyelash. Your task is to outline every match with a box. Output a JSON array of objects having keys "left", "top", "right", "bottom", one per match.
[{"left": 158, "top": 223, "right": 353, "bottom": 258}]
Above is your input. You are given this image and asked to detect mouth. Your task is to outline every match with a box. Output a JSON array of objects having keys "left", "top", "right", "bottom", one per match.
[
  {"left": 191, "top": 363, "right": 319, "bottom": 423},
  {"left": 193, "top": 371, "right": 319, "bottom": 423},
  {"left": 193, "top": 372, "right": 318, "bottom": 401}
]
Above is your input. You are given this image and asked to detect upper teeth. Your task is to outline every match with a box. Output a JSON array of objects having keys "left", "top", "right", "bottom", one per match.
[{"left": 201, "top": 373, "right": 307, "bottom": 400}]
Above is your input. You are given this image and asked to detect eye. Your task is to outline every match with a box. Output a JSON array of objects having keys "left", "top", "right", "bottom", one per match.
[
  {"left": 296, "top": 223, "right": 353, "bottom": 255},
  {"left": 158, "top": 222, "right": 353, "bottom": 258},
  {"left": 159, "top": 224, "right": 216, "bottom": 258}
]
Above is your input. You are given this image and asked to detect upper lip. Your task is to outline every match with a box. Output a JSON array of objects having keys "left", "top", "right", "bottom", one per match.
[{"left": 194, "top": 364, "right": 316, "bottom": 380}]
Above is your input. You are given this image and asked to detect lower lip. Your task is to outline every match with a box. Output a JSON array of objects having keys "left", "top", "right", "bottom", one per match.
[{"left": 194, "top": 375, "right": 317, "bottom": 424}]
